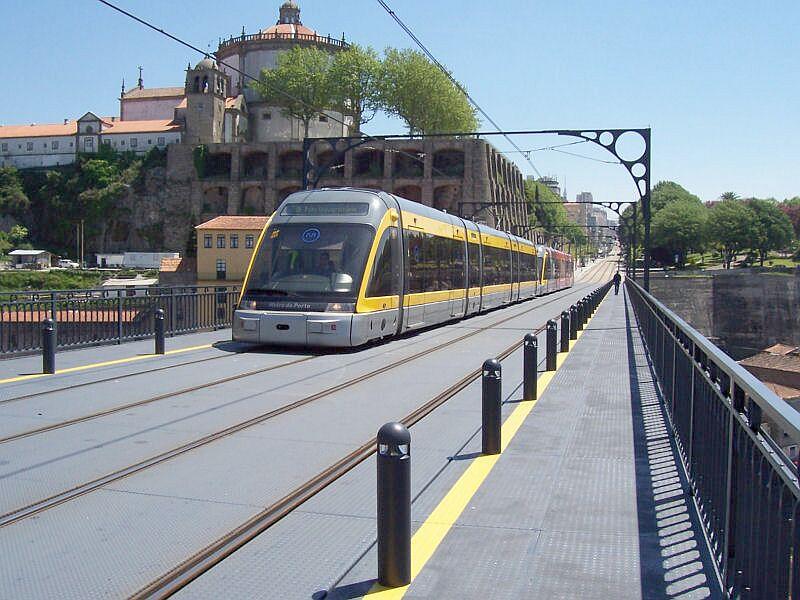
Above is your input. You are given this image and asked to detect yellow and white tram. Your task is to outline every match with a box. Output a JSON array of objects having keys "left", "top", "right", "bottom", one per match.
[{"left": 233, "top": 188, "right": 573, "bottom": 347}]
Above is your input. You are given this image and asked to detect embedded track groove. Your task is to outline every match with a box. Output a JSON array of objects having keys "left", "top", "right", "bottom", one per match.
[
  {"left": 129, "top": 282, "right": 612, "bottom": 599},
  {"left": 0, "top": 286, "right": 592, "bottom": 530}
]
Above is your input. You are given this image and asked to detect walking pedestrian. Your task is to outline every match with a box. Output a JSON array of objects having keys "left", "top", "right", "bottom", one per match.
[{"left": 613, "top": 271, "right": 621, "bottom": 295}]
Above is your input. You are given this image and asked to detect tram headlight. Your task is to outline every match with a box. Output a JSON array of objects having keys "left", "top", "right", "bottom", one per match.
[
  {"left": 325, "top": 302, "right": 354, "bottom": 312},
  {"left": 246, "top": 300, "right": 257, "bottom": 310}
]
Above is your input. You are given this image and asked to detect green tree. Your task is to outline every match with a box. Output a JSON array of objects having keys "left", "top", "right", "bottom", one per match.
[
  {"left": 379, "top": 48, "right": 477, "bottom": 135},
  {"left": 707, "top": 200, "right": 757, "bottom": 268},
  {"left": 524, "top": 180, "right": 567, "bottom": 232},
  {"left": 651, "top": 180, "right": 701, "bottom": 213},
  {"left": 779, "top": 197, "right": 800, "bottom": 237},
  {"left": 328, "top": 44, "right": 381, "bottom": 133},
  {"left": 251, "top": 46, "right": 334, "bottom": 138},
  {"left": 0, "top": 166, "right": 30, "bottom": 216},
  {"left": 720, "top": 191, "right": 740, "bottom": 201},
  {"left": 746, "top": 198, "right": 795, "bottom": 265},
  {"left": 651, "top": 199, "right": 708, "bottom": 266}
]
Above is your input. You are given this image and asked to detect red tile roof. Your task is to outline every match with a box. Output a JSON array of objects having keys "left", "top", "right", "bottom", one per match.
[
  {"left": 101, "top": 119, "right": 183, "bottom": 135},
  {"left": 122, "top": 87, "right": 185, "bottom": 100},
  {"left": 160, "top": 257, "right": 196, "bottom": 273},
  {"left": 196, "top": 216, "right": 270, "bottom": 230},
  {"left": 0, "top": 122, "right": 77, "bottom": 139},
  {"left": 260, "top": 23, "right": 317, "bottom": 36}
]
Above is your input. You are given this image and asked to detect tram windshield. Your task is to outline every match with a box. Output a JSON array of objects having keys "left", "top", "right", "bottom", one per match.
[{"left": 241, "top": 223, "right": 374, "bottom": 305}]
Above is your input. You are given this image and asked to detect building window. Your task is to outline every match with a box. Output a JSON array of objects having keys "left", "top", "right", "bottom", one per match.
[
  {"left": 319, "top": 114, "right": 328, "bottom": 123},
  {"left": 197, "top": 102, "right": 204, "bottom": 111},
  {"left": 245, "top": 235, "right": 254, "bottom": 249},
  {"left": 204, "top": 234, "right": 212, "bottom": 248},
  {"left": 52, "top": 141, "right": 59, "bottom": 150},
  {"left": 70, "top": 142, "right": 73, "bottom": 147},
  {"left": 85, "top": 125, "right": 94, "bottom": 134},
  {"left": 157, "top": 137, "right": 165, "bottom": 146},
  {"left": 120, "top": 140, "right": 125, "bottom": 146},
  {"left": 216, "top": 259, "right": 227, "bottom": 280},
  {"left": 148, "top": 139, "right": 152, "bottom": 145},
  {"left": 262, "top": 111, "right": 272, "bottom": 120},
  {"left": 26, "top": 142, "right": 33, "bottom": 151},
  {"left": 130, "top": 138, "right": 138, "bottom": 148},
  {"left": 43, "top": 142, "right": 47, "bottom": 149},
  {"left": 230, "top": 234, "right": 239, "bottom": 248},
  {"left": 103, "top": 139, "right": 111, "bottom": 146},
  {"left": 217, "top": 234, "right": 225, "bottom": 248},
  {"left": 1, "top": 143, "right": 7, "bottom": 152}
]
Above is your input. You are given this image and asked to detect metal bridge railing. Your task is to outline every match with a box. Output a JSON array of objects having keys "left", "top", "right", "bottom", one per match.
[
  {"left": 0, "top": 286, "right": 239, "bottom": 356},
  {"left": 626, "top": 279, "right": 799, "bottom": 598}
]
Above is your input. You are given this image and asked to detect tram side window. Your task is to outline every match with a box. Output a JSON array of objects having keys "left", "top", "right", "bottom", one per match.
[
  {"left": 366, "top": 227, "right": 400, "bottom": 297},
  {"left": 448, "top": 238, "right": 466, "bottom": 289},
  {"left": 468, "top": 243, "right": 481, "bottom": 288},
  {"left": 406, "top": 230, "right": 426, "bottom": 294},
  {"left": 406, "top": 230, "right": 466, "bottom": 293}
]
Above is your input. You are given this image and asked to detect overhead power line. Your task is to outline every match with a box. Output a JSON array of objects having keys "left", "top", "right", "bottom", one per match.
[
  {"left": 96, "top": 0, "right": 451, "bottom": 178},
  {"left": 375, "top": 0, "right": 542, "bottom": 178}
]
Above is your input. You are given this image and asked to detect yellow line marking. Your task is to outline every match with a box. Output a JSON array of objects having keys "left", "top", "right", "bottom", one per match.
[
  {"left": 367, "top": 296, "right": 606, "bottom": 597},
  {"left": 0, "top": 343, "right": 214, "bottom": 384}
]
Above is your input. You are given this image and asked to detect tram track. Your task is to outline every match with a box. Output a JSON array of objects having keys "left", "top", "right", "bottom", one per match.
[
  {"left": 0, "top": 349, "right": 243, "bottom": 407},
  {"left": 0, "top": 283, "right": 597, "bottom": 530},
  {"left": 132, "top": 281, "right": 611, "bottom": 599}
]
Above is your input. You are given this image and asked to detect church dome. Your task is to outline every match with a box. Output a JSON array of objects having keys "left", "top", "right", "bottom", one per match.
[
  {"left": 261, "top": 0, "right": 316, "bottom": 35},
  {"left": 195, "top": 57, "right": 217, "bottom": 70}
]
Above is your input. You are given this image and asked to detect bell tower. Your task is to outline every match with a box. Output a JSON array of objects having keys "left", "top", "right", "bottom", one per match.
[{"left": 184, "top": 57, "right": 229, "bottom": 144}]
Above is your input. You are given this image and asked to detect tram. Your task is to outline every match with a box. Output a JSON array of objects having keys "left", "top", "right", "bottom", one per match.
[{"left": 233, "top": 188, "right": 573, "bottom": 347}]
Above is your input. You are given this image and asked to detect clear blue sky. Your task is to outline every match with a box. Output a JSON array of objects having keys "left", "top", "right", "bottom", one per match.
[{"left": 1, "top": 0, "right": 798, "bottom": 206}]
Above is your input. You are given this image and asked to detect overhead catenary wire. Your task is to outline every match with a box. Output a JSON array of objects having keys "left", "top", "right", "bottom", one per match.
[
  {"left": 375, "top": 0, "right": 542, "bottom": 178},
  {"left": 95, "top": 0, "right": 452, "bottom": 179}
]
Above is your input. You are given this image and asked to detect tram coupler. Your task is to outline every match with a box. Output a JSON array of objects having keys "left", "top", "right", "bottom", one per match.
[{"left": 377, "top": 422, "right": 411, "bottom": 588}]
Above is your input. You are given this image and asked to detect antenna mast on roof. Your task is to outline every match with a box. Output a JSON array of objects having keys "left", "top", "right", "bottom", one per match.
[{"left": 137, "top": 66, "right": 143, "bottom": 89}]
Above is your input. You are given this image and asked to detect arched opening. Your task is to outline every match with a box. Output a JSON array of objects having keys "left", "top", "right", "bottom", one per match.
[
  {"left": 193, "top": 76, "right": 200, "bottom": 93},
  {"left": 277, "top": 150, "right": 303, "bottom": 179},
  {"left": 316, "top": 149, "right": 344, "bottom": 179},
  {"left": 433, "top": 184, "right": 460, "bottom": 212},
  {"left": 353, "top": 149, "right": 384, "bottom": 178},
  {"left": 241, "top": 186, "right": 263, "bottom": 215},
  {"left": 200, "top": 152, "right": 231, "bottom": 179},
  {"left": 393, "top": 149, "right": 424, "bottom": 178},
  {"left": 393, "top": 185, "right": 422, "bottom": 202},
  {"left": 202, "top": 186, "right": 229, "bottom": 214},
  {"left": 85, "top": 125, "right": 94, "bottom": 134},
  {"left": 278, "top": 185, "right": 302, "bottom": 204},
  {"left": 241, "top": 151, "right": 269, "bottom": 179},
  {"left": 202, "top": 76, "right": 209, "bottom": 93},
  {"left": 433, "top": 149, "right": 464, "bottom": 177}
]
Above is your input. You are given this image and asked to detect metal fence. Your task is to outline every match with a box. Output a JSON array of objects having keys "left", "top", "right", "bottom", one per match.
[
  {"left": 0, "top": 286, "right": 239, "bottom": 356},
  {"left": 626, "top": 279, "right": 799, "bottom": 598}
]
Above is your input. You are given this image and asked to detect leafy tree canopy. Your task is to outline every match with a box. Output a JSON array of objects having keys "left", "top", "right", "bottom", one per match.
[
  {"left": 328, "top": 44, "right": 381, "bottom": 133},
  {"left": 746, "top": 198, "right": 795, "bottom": 265},
  {"left": 251, "top": 46, "right": 334, "bottom": 138},
  {"left": 651, "top": 199, "right": 708, "bottom": 266},
  {"left": 0, "top": 166, "right": 30, "bottom": 217},
  {"left": 651, "top": 180, "right": 702, "bottom": 213},
  {"left": 707, "top": 199, "right": 757, "bottom": 268}
]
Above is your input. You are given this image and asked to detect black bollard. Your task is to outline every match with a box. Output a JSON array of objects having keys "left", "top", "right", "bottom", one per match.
[
  {"left": 377, "top": 422, "right": 411, "bottom": 588},
  {"left": 482, "top": 358, "right": 502, "bottom": 455},
  {"left": 42, "top": 318, "right": 56, "bottom": 374},
  {"left": 546, "top": 320, "right": 557, "bottom": 371},
  {"left": 577, "top": 301, "right": 585, "bottom": 331},
  {"left": 523, "top": 334, "right": 537, "bottom": 402},
  {"left": 569, "top": 305, "right": 578, "bottom": 340},
  {"left": 560, "top": 311, "right": 570, "bottom": 353},
  {"left": 154, "top": 308, "right": 165, "bottom": 355}
]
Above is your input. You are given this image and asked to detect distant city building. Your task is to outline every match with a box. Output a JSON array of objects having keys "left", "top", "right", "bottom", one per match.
[
  {"left": 0, "top": 1, "right": 529, "bottom": 240},
  {"left": 8, "top": 249, "right": 52, "bottom": 269},
  {"left": 195, "top": 215, "right": 270, "bottom": 284},
  {"left": 576, "top": 191, "right": 593, "bottom": 203},
  {"left": 537, "top": 176, "right": 561, "bottom": 198}
]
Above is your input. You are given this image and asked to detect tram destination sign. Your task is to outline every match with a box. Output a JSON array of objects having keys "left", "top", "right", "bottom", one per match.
[{"left": 282, "top": 202, "right": 370, "bottom": 216}]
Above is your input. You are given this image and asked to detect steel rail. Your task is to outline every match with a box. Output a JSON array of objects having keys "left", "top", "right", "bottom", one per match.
[
  {"left": 130, "top": 299, "right": 574, "bottom": 599},
  {"left": 0, "top": 283, "right": 593, "bottom": 529},
  {"left": 0, "top": 350, "right": 240, "bottom": 407},
  {"left": 0, "top": 355, "right": 315, "bottom": 444}
]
